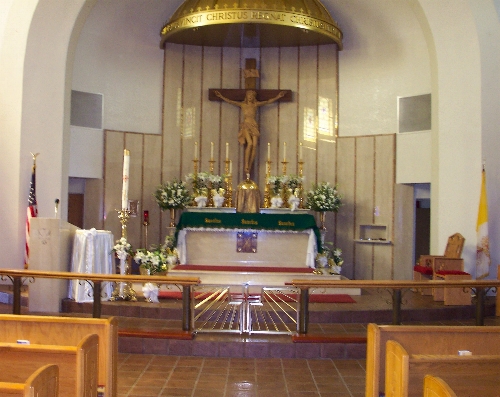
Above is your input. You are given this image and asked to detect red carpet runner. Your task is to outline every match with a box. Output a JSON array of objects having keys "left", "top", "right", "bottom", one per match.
[{"left": 158, "top": 291, "right": 355, "bottom": 303}]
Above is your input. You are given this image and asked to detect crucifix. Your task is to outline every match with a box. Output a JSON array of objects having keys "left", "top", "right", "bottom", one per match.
[{"left": 209, "top": 59, "right": 292, "bottom": 177}]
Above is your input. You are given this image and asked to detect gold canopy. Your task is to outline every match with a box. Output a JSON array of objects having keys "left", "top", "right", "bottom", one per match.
[{"left": 160, "top": 0, "right": 342, "bottom": 49}]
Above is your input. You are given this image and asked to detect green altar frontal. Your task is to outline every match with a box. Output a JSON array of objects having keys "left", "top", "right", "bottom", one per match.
[
  {"left": 175, "top": 212, "right": 322, "bottom": 268},
  {"left": 176, "top": 212, "right": 322, "bottom": 250}
]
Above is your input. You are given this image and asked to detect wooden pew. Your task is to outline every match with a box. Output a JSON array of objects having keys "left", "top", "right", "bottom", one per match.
[
  {"left": 0, "top": 314, "right": 117, "bottom": 397},
  {"left": 423, "top": 375, "right": 457, "bottom": 397},
  {"left": 0, "top": 334, "right": 98, "bottom": 397},
  {"left": 366, "top": 323, "right": 500, "bottom": 397},
  {"left": 424, "top": 373, "right": 500, "bottom": 397},
  {"left": 0, "top": 364, "right": 59, "bottom": 397},
  {"left": 385, "top": 340, "right": 500, "bottom": 397}
]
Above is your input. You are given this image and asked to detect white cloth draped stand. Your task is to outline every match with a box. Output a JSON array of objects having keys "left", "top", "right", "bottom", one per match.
[{"left": 68, "top": 228, "right": 114, "bottom": 302}]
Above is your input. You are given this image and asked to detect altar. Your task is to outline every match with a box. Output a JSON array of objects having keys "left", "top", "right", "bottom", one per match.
[
  {"left": 175, "top": 212, "right": 321, "bottom": 269},
  {"left": 168, "top": 211, "right": 360, "bottom": 295}
]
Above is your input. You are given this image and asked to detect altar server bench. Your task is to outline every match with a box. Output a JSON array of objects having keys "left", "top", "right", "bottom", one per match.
[
  {"left": 365, "top": 323, "right": 500, "bottom": 397},
  {"left": 385, "top": 340, "right": 500, "bottom": 397},
  {"left": 0, "top": 364, "right": 59, "bottom": 397},
  {"left": 413, "top": 233, "right": 465, "bottom": 295},
  {"left": 0, "top": 314, "right": 117, "bottom": 397},
  {"left": 0, "top": 334, "right": 98, "bottom": 397}
]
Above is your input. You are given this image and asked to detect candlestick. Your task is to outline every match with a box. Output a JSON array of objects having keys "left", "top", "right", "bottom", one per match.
[
  {"left": 194, "top": 141, "right": 198, "bottom": 160},
  {"left": 210, "top": 142, "right": 214, "bottom": 160},
  {"left": 225, "top": 142, "right": 229, "bottom": 160},
  {"left": 143, "top": 210, "right": 149, "bottom": 248},
  {"left": 121, "top": 149, "right": 130, "bottom": 210},
  {"left": 283, "top": 142, "right": 287, "bottom": 162},
  {"left": 229, "top": 160, "right": 232, "bottom": 175},
  {"left": 299, "top": 142, "right": 303, "bottom": 161},
  {"left": 267, "top": 142, "right": 271, "bottom": 161}
]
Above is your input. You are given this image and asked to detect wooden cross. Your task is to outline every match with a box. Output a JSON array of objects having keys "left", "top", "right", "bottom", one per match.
[{"left": 208, "top": 58, "right": 292, "bottom": 102}]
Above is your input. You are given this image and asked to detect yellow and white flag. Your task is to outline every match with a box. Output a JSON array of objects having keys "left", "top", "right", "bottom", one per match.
[{"left": 476, "top": 169, "right": 490, "bottom": 279}]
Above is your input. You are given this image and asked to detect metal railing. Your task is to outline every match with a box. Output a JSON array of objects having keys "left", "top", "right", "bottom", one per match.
[
  {"left": 0, "top": 269, "right": 200, "bottom": 331},
  {"left": 291, "top": 278, "right": 499, "bottom": 333},
  {"left": 0, "top": 269, "right": 498, "bottom": 335}
]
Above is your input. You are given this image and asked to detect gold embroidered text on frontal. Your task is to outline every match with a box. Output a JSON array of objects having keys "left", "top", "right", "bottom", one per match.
[
  {"left": 204, "top": 218, "right": 222, "bottom": 224},
  {"left": 241, "top": 219, "right": 258, "bottom": 226},
  {"left": 278, "top": 221, "right": 295, "bottom": 227}
]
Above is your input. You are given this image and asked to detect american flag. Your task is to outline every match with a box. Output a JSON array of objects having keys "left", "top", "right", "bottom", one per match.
[{"left": 25, "top": 163, "right": 38, "bottom": 268}]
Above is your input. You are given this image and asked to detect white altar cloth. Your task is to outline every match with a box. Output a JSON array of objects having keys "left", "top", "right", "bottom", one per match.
[
  {"left": 177, "top": 228, "right": 317, "bottom": 268},
  {"left": 68, "top": 229, "right": 114, "bottom": 302}
]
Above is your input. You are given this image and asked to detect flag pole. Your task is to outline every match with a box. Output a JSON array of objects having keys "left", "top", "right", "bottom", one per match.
[{"left": 25, "top": 153, "right": 39, "bottom": 269}]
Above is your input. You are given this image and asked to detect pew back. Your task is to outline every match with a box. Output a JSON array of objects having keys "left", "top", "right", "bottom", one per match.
[
  {"left": 0, "top": 364, "right": 59, "bottom": 397},
  {"left": 385, "top": 340, "right": 500, "bottom": 397},
  {"left": 366, "top": 323, "right": 500, "bottom": 397},
  {"left": 0, "top": 314, "right": 117, "bottom": 397},
  {"left": 24, "top": 364, "right": 59, "bottom": 397},
  {"left": 423, "top": 375, "right": 457, "bottom": 397},
  {"left": 0, "top": 334, "right": 98, "bottom": 397}
]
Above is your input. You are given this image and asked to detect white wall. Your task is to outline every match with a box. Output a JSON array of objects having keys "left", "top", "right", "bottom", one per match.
[
  {"left": 333, "top": 0, "right": 431, "bottom": 137},
  {"left": 72, "top": 0, "right": 181, "bottom": 135}
]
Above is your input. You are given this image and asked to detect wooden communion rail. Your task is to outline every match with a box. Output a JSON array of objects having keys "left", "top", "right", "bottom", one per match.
[{"left": 0, "top": 269, "right": 498, "bottom": 334}]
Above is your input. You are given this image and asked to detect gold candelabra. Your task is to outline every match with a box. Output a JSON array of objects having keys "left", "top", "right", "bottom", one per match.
[
  {"left": 263, "top": 160, "right": 272, "bottom": 208},
  {"left": 224, "top": 159, "right": 233, "bottom": 207},
  {"left": 208, "top": 159, "right": 215, "bottom": 173},
  {"left": 281, "top": 159, "right": 288, "bottom": 175},
  {"left": 110, "top": 208, "right": 137, "bottom": 301},
  {"left": 298, "top": 160, "right": 305, "bottom": 208}
]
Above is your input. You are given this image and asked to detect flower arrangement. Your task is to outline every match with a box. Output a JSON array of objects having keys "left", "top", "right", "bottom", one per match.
[
  {"left": 112, "top": 237, "right": 133, "bottom": 260},
  {"left": 186, "top": 171, "right": 210, "bottom": 193},
  {"left": 267, "top": 175, "right": 288, "bottom": 196},
  {"left": 154, "top": 179, "right": 192, "bottom": 210},
  {"left": 134, "top": 246, "right": 169, "bottom": 275},
  {"left": 186, "top": 172, "right": 226, "bottom": 196},
  {"left": 135, "top": 235, "right": 180, "bottom": 275},
  {"left": 316, "top": 242, "right": 343, "bottom": 274},
  {"left": 285, "top": 175, "right": 304, "bottom": 194},
  {"left": 306, "top": 182, "right": 342, "bottom": 212},
  {"left": 208, "top": 173, "right": 226, "bottom": 194}
]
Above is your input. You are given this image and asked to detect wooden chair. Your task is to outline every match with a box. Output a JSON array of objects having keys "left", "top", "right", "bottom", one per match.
[{"left": 413, "top": 233, "right": 465, "bottom": 295}]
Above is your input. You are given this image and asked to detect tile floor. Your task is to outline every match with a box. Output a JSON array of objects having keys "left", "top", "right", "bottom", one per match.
[{"left": 117, "top": 354, "right": 366, "bottom": 397}]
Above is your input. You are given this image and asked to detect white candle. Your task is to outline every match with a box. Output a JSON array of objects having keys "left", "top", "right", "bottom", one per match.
[
  {"left": 283, "top": 142, "right": 287, "bottom": 161},
  {"left": 210, "top": 142, "right": 214, "bottom": 160},
  {"left": 194, "top": 142, "right": 198, "bottom": 160},
  {"left": 267, "top": 143, "right": 271, "bottom": 161},
  {"left": 226, "top": 142, "right": 229, "bottom": 160},
  {"left": 121, "top": 149, "right": 130, "bottom": 210},
  {"left": 229, "top": 160, "right": 232, "bottom": 175},
  {"left": 299, "top": 142, "right": 303, "bottom": 161}
]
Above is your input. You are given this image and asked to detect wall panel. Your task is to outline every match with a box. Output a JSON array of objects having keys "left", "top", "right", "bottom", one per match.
[
  {"left": 336, "top": 137, "right": 356, "bottom": 279},
  {"left": 182, "top": 46, "right": 203, "bottom": 180},
  {"left": 298, "top": 45, "right": 318, "bottom": 195},
  {"left": 142, "top": 134, "right": 162, "bottom": 247},
  {"left": 163, "top": 43, "right": 183, "bottom": 181},
  {"left": 259, "top": 47, "right": 280, "bottom": 187},
  {"left": 202, "top": 47, "right": 224, "bottom": 175},
  {"left": 216, "top": 47, "right": 241, "bottom": 182},
  {"left": 373, "top": 135, "right": 395, "bottom": 279},
  {"left": 354, "top": 136, "right": 375, "bottom": 279},
  {"left": 277, "top": 47, "right": 299, "bottom": 178}
]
